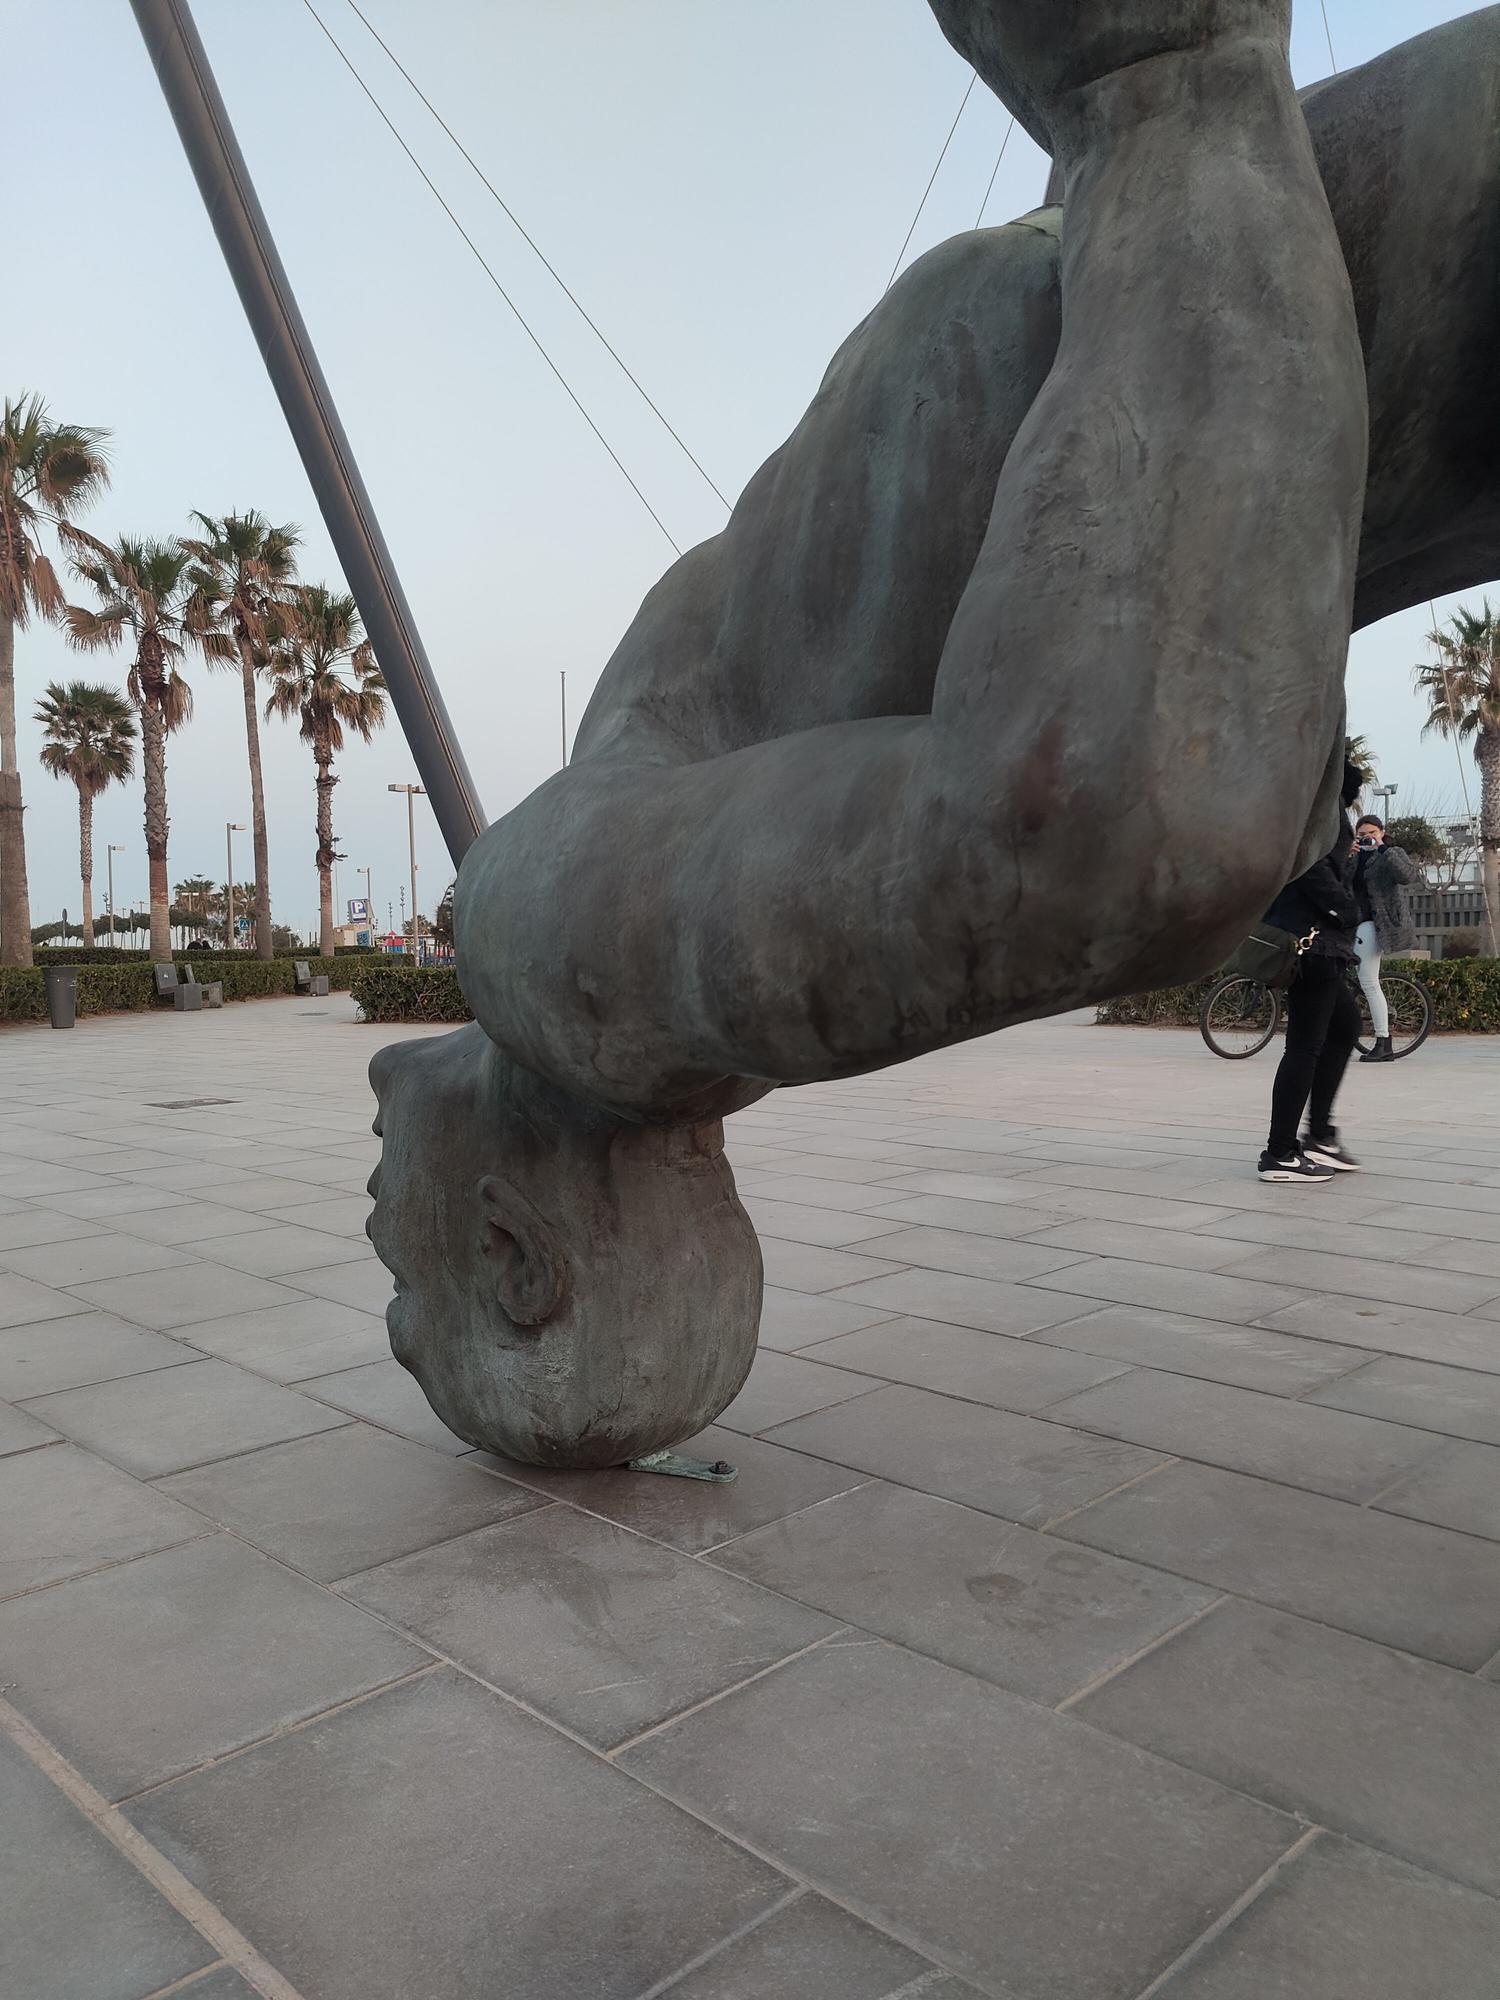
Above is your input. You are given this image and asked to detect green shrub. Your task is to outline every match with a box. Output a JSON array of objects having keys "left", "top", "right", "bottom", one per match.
[
  {"left": 350, "top": 963, "right": 471, "bottom": 1024},
  {"left": 1097, "top": 956, "right": 1500, "bottom": 1033},
  {"left": 33, "top": 946, "right": 154, "bottom": 964}
]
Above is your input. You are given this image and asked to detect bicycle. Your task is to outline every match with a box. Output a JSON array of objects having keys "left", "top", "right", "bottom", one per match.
[{"left": 1199, "top": 966, "right": 1433, "bottom": 1060}]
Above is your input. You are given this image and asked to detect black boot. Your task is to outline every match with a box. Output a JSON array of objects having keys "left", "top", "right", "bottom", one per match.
[{"left": 1359, "top": 1036, "right": 1394, "bottom": 1063}]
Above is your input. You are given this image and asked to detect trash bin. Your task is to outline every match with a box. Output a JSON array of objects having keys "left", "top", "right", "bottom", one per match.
[{"left": 43, "top": 967, "right": 78, "bottom": 1030}]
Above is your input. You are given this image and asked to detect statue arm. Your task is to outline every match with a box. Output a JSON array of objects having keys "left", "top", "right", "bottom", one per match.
[{"left": 457, "top": 22, "right": 1366, "bottom": 1115}]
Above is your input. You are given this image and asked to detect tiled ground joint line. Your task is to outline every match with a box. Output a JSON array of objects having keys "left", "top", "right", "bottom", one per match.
[
  {"left": 0, "top": 1693, "right": 305, "bottom": 2000},
  {"left": 1127, "top": 1825, "right": 1323, "bottom": 2000}
]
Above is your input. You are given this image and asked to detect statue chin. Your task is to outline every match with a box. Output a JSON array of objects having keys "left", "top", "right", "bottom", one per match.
[{"left": 367, "top": 1025, "right": 762, "bottom": 1468}]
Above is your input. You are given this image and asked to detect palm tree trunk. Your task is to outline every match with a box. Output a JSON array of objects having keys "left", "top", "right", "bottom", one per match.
[
  {"left": 315, "top": 750, "right": 336, "bottom": 961},
  {"left": 141, "top": 700, "right": 171, "bottom": 961},
  {"left": 78, "top": 787, "right": 96, "bottom": 949},
  {"left": 0, "top": 613, "right": 35, "bottom": 967},
  {"left": 237, "top": 638, "right": 274, "bottom": 960},
  {"left": 1479, "top": 727, "right": 1500, "bottom": 957}
]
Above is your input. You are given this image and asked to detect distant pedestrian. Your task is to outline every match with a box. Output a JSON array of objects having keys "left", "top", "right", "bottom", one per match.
[
  {"left": 1257, "top": 761, "right": 1366, "bottom": 1183},
  {"left": 1351, "top": 814, "right": 1420, "bottom": 1062}
]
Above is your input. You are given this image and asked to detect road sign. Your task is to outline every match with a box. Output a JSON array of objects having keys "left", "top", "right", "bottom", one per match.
[{"left": 348, "top": 897, "right": 369, "bottom": 921}]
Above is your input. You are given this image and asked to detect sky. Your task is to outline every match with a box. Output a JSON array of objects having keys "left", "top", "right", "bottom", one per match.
[{"left": 8, "top": 0, "right": 1489, "bottom": 938}]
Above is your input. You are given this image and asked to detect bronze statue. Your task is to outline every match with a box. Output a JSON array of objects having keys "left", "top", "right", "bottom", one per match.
[{"left": 370, "top": 4, "right": 1500, "bottom": 1467}]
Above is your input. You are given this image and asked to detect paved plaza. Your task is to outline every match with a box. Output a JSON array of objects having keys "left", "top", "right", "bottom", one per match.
[{"left": 2, "top": 996, "right": 1500, "bottom": 1998}]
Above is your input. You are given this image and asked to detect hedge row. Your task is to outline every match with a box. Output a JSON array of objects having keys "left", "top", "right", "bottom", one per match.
[
  {"left": 1097, "top": 955, "right": 1500, "bottom": 1033},
  {"left": 31, "top": 944, "right": 382, "bottom": 965},
  {"left": 0, "top": 955, "right": 357, "bottom": 1024},
  {"left": 350, "top": 964, "right": 470, "bottom": 1024}
]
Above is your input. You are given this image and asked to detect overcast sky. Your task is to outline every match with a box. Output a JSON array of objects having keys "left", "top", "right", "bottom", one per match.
[{"left": 9, "top": 0, "right": 1486, "bottom": 936}]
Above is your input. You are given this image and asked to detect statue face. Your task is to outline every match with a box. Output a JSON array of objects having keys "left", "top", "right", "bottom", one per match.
[{"left": 367, "top": 1025, "right": 762, "bottom": 1467}]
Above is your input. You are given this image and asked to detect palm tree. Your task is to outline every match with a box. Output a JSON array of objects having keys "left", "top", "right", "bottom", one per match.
[
  {"left": 1, "top": 394, "right": 111, "bottom": 964},
  {"left": 181, "top": 511, "right": 299, "bottom": 960},
  {"left": 173, "top": 874, "right": 217, "bottom": 945},
  {"left": 1345, "top": 735, "right": 1378, "bottom": 787},
  {"left": 34, "top": 682, "right": 136, "bottom": 948},
  {"left": 65, "top": 539, "right": 193, "bottom": 960},
  {"left": 1415, "top": 601, "right": 1500, "bottom": 955},
  {"left": 264, "top": 585, "right": 386, "bottom": 958}
]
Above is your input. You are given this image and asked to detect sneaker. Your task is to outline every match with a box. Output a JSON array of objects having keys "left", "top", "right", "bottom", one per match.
[
  {"left": 1258, "top": 1149, "right": 1335, "bottom": 1183},
  {"left": 1301, "top": 1130, "right": 1361, "bottom": 1172}
]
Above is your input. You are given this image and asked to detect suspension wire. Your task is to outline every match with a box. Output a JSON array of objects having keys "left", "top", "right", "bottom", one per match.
[
  {"left": 298, "top": 0, "right": 683, "bottom": 554},
  {"left": 1319, "top": 0, "right": 1339, "bottom": 72},
  {"left": 337, "top": 0, "right": 731, "bottom": 514},
  {"left": 974, "top": 115, "right": 1017, "bottom": 230},
  {"left": 885, "top": 71, "right": 977, "bottom": 292},
  {"left": 1427, "top": 599, "right": 1495, "bottom": 940}
]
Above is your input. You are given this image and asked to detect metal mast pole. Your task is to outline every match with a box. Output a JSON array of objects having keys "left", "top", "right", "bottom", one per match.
[{"left": 130, "top": 0, "right": 486, "bottom": 867}]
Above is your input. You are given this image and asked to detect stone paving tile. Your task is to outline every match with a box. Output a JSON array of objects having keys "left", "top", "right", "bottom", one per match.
[
  {"left": 0, "top": 1400, "right": 58, "bottom": 1455},
  {"left": 1362, "top": 1201, "right": 1500, "bottom": 1244},
  {"left": 107, "top": 1201, "right": 279, "bottom": 1246},
  {"left": 22, "top": 1356, "right": 350, "bottom": 1479},
  {"left": 1014, "top": 1219, "right": 1249, "bottom": 1271},
  {"left": 0, "top": 1206, "right": 96, "bottom": 1254},
  {"left": 173, "top": 1298, "right": 391, "bottom": 1381},
  {"left": 127, "top": 1668, "right": 788, "bottom": 2000},
  {"left": 1154, "top": 1834, "right": 1500, "bottom": 2000},
  {"left": 476, "top": 1425, "right": 868, "bottom": 1555},
  {"left": 758, "top": 1285, "right": 896, "bottom": 1351},
  {"left": 714, "top": 1481, "right": 1214, "bottom": 1704},
  {"left": 274, "top": 1256, "right": 394, "bottom": 1317},
  {"left": 1259, "top": 1295, "right": 1500, "bottom": 1374},
  {"left": 251, "top": 1193, "right": 379, "bottom": 1239},
  {"left": 739, "top": 1196, "right": 908, "bottom": 1248},
  {"left": 0, "top": 1272, "right": 86, "bottom": 1330},
  {"left": 875, "top": 1168, "right": 1086, "bottom": 1207},
  {"left": 745, "top": 1152, "right": 912, "bottom": 1184},
  {"left": 1055, "top": 1459, "right": 1500, "bottom": 1669},
  {"left": 1025, "top": 1257, "right": 1305, "bottom": 1325},
  {"left": 844, "top": 1224, "right": 1093, "bottom": 1285},
  {"left": 184, "top": 1222, "right": 372, "bottom": 1277},
  {"left": 715, "top": 1349, "right": 880, "bottom": 1435},
  {"left": 63, "top": 1263, "right": 309, "bottom": 1332},
  {"left": 0, "top": 1163, "right": 113, "bottom": 1198},
  {"left": 1077, "top": 1598, "right": 1500, "bottom": 1899},
  {"left": 828, "top": 1268, "right": 1097, "bottom": 1338},
  {"left": 173, "top": 1968, "right": 259, "bottom": 1998},
  {"left": 0, "top": 1313, "right": 191, "bottom": 1398},
  {"left": 1044, "top": 1369, "right": 1443, "bottom": 1504},
  {"left": 623, "top": 1639, "right": 1296, "bottom": 2000},
  {"left": 766, "top": 1385, "right": 1167, "bottom": 1526},
  {"left": 170, "top": 1173, "right": 351, "bottom": 1214},
  {"left": 658, "top": 1892, "right": 980, "bottom": 1999},
  {"left": 156, "top": 1424, "right": 548, "bottom": 1581},
  {"left": 1192, "top": 1209, "right": 1452, "bottom": 1264},
  {"left": 1033, "top": 1303, "right": 1367, "bottom": 1396},
  {"left": 0, "top": 1534, "right": 422, "bottom": 1800},
  {"left": 42, "top": 1184, "right": 200, "bottom": 1220},
  {"left": 344, "top": 1507, "right": 835, "bottom": 1748},
  {"left": 1306, "top": 1355, "right": 1500, "bottom": 1446},
  {"left": 297, "top": 1357, "right": 470, "bottom": 1453},
  {"left": 1215, "top": 1246, "right": 1500, "bottom": 1315},
  {"left": 1406, "top": 1237, "right": 1500, "bottom": 1280},
  {"left": 2, "top": 1232, "right": 199, "bottom": 1289},
  {"left": 757, "top": 1239, "right": 909, "bottom": 1294},
  {"left": 802, "top": 1315, "right": 1129, "bottom": 1412},
  {"left": 1467, "top": 1292, "right": 1500, "bottom": 1323},
  {"left": 0, "top": 1732, "right": 215, "bottom": 2000},
  {"left": 729, "top": 1174, "right": 900, "bottom": 1214},
  {"left": 855, "top": 1192, "right": 1074, "bottom": 1238},
  {"left": 0, "top": 1442, "right": 209, "bottom": 1599},
  {"left": 1373, "top": 1439, "right": 1500, "bottom": 1543}
]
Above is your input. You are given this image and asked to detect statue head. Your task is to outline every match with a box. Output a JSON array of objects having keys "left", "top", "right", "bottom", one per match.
[{"left": 366, "top": 1024, "right": 762, "bottom": 1468}]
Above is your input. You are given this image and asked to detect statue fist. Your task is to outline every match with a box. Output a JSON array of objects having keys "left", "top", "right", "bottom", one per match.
[{"left": 926, "top": 1, "right": 1293, "bottom": 150}]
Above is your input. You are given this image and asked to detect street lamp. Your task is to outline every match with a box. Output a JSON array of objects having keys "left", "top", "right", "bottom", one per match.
[
  {"left": 106, "top": 845, "right": 126, "bottom": 947},
  {"left": 359, "top": 865, "right": 373, "bottom": 941},
  {"left": 389, "top": 784, "right": 425, "bottom": 962},
  {"left": 226, "top": 823, "right": 246, "bottom": 947},
  {"left": 1373, "top": 783, "right": 1398, "bottom": 815}
]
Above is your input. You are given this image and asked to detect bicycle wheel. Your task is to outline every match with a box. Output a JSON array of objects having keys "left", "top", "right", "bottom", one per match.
[
  {"left": 1355, "top": 974, "right": 1433, "bottom": 1059},
  {"left": 1200, "top": 976, "right": 1281, "bottom": 1058}
]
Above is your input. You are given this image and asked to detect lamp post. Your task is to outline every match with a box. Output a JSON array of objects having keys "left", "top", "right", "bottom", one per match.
[
  {"left": 106, "top": 845, "right": 125, "bottom": 947},
  {"left": 389, "top": 784, "right": 424, "bottom": 962},
  {"left": 361, "top": 865, "right": 373, "bottom": 937},
  {"left": 226, "top": 822, "right": 245, "bottom": 948},
  {"left": 1373, "top": 783, "right": 1398, "bottom": 819}
]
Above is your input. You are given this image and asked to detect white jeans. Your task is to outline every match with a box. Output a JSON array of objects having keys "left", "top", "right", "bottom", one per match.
[{"left": 1355, "top": 920, "right": 1387, "bottom": 1036}]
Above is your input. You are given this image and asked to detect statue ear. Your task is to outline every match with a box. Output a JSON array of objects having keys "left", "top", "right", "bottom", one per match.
[{"left": 476, "top": 1175, "right": 569, "bottom": 1327}]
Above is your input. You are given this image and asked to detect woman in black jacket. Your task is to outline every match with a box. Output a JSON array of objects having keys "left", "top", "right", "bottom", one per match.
[{"left": 1258, "top": 762, "right": 1365, "bottom": 1182}]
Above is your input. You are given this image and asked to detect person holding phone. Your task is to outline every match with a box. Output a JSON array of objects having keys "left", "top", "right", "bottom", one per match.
[{"left": 1351, "top": 814, "right": 1421, "bottom": 1062}]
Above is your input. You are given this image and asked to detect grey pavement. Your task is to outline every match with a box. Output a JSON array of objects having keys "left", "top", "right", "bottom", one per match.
[{"left": 1, "top": 996, "right": 1499, "bottom": 1998}]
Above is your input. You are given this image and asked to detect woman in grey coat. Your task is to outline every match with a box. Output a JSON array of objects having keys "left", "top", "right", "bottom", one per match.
[{"left": 1352, "top": 815, "right": 1420, "bottom": 1061}]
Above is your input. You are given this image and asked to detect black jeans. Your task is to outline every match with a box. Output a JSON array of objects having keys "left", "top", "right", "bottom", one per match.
[{"left": 1267, "top": 954, "right": 1361, "bottom": 1157}]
